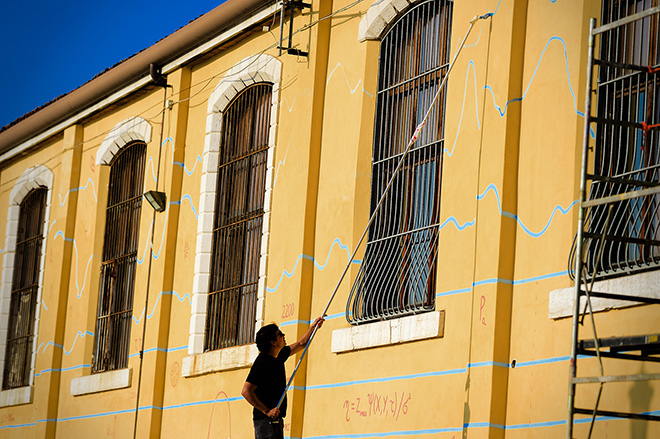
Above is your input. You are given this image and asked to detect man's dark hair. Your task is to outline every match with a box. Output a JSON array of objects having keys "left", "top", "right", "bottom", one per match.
[{"left": 256, "top": 323, "right": 279, "bottom": 353}]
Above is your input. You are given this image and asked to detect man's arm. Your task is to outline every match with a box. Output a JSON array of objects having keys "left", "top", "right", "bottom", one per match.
[
  {"left": 241, "top": 382, "right": 280, "bottom": 419},
  {"left": 288, "top": 316, "right": 324, "bottom": 355}
]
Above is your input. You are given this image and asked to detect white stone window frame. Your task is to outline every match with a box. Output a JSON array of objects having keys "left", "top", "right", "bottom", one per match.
[
  {"left": 96, "top": 116, "right": 152, "bottom": 166},
  {"left": 0, "top": 165, "right": 53, "bottom": 407},
  {"left": 549, "top": 270, "right": 660, "bottom": 319},
  {"left": 358, "top": 0, "right": 417, "bottom": 42},
  {"left": 183, "top": 54, "right": 282, "bottom": 378},
  {"left": 70, "top": 116, "right": 151, "bottom": 397}
]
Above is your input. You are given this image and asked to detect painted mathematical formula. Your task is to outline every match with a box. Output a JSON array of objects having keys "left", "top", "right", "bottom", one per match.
[{"left": 343, "top": 391, "right": 412, "bottom": 422}]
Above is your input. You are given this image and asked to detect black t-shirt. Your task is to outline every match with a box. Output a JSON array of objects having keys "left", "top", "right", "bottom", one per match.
[{"left": 246, "top": 346, "right": 291, "bottom": 421}]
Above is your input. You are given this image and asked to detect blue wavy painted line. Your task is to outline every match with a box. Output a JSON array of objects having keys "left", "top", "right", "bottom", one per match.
[
  {"left": 132, "top": 290, "right": 192, "bottom": 324},
  {"left": 146, "top": 156, "right": 159, "bottom": 183},
  {"left": 266, "top": 238, "right": 362, "bottom": 293},
  {"left": 273, "top": 128, "right": 295, "bottom": 187},
  {"left": 477, "top": 183, "right": 578, "bottom": 238},
  {"left": 136, "top": 197, "right": 197, "bottom": 265},
  {"left": 40, "top": 330, "right": 94, "bottom": 356},
  {"left": 482, "top": 35, "right": 595, "bottom": 138},
  {"left": 58, "top": 177, "right": 98, "bottom": 207},
  {"left": 484, "top": 36, "right": 579, "bottom": 117},
  {"left": 326, "top": 62, "right": 374, "bottom": 98},
  {"left": 173, "top": 155, "right": 202, "bottom": 176},
  {"left": 446, "top": 60, "right": 481, "bottom": 157},
  {"left": 172, "top": 194, "right": 199, "bottom": 219},
  {"left": 439, "top": 216, "right": 476, "bottom": 231},
  {"left": 53, "top": 231, "right": 94, "bottom": 299},
  {"left": 41, "top": 299, "right": 48, "bottom": 311}
]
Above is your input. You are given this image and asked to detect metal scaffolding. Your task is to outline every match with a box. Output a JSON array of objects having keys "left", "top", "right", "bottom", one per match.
[{"left": 568, "top": 4, "right": 660, "bottom": 438}]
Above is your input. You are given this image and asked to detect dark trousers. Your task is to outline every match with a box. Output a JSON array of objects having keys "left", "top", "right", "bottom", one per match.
[{"left": 254, "top": 418, "right": 284, "bottom": 439}]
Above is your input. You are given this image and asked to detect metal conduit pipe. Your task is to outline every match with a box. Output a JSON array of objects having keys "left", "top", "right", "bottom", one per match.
[{"left": 0, "top": 0, "right": 274, "bottom": 157}]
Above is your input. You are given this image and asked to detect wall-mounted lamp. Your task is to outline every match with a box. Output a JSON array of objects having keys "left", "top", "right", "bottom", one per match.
[{"left": 144, "top": 190, "right": 167, "bottom": 212}]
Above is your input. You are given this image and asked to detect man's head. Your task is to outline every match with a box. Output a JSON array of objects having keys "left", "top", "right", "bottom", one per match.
[{"left": 256, "top": 323, "right": 285, "bottom": 353}]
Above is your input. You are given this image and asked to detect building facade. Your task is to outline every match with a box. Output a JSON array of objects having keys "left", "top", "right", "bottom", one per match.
[{"left": 0, "top": 0, "right": 658, "bottom": 438}]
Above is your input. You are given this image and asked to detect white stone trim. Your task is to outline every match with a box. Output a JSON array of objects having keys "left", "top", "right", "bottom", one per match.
[
  {"left": 187, "top": 54, "right": 282, "bottom": 363},
  {"left": 331, "top": 311, "right": 445, "bottom": 353},
  {"left": 70, "top": 368, "right": 132, "bottom": 396},
  {"left": 0, "top": 385, "right": 33, "bottom": 407},
  {"left": 96, "top": 116, "right": 152, "bottom": 165},
  {"left": 182, "top": 344, "right": 258, "bottom": 378},
  {"left": 0, "top": 165, "right": 53, "bottom": 394},
  {"left": 548, "top": 271, "right": 660, "bottom": 319},
  {"left": 358, "top": 0, "right": 414, "bottom": 42}
]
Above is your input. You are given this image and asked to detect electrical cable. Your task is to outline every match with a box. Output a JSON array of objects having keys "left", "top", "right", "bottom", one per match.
[{"left": 275, "top": 11, "right": 494, "bottom": 411}]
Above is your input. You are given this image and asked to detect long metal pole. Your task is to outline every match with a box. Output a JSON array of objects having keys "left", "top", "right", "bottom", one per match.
[
  {"left": 567, "top": 17, "right": 596, "bottom": 439},
  {"left": 275, "top": 13, "right": 493, "bottom": 410}
]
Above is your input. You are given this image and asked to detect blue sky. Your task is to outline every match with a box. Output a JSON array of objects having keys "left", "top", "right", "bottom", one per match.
[{"left": 0, "top": 1, "right": 226, "bottom": 129}]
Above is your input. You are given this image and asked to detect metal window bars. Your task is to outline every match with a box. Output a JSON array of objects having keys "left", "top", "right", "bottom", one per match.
[
  {"left": 346, "top": 0, "right": 452, "bottom": 325},
  {"left": 92, "top": 142, "right": 146, "bottom": 373},
  {"left": 204, "top": 83, "right": 272, "bottom": 351},
  {"left": 2, "top": 188, "right": 47, "bottom": 389},
  {"left": 567, "top": 2, "right": 660, "bottom": 437}
]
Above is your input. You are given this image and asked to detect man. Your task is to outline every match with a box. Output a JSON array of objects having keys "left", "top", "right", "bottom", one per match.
[{"left": 242, "top": 317, "right": 324, "bottom": 439}]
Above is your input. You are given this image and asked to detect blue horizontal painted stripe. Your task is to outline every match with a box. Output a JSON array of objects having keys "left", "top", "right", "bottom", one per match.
[
  {"left": 0, "top": 422, "right": 38, "bottom": 429},
  {"left": 289, "top": 427, "right": 463, "bottom": 439},
  {"left": 281, "top": 312, "right": 345, "bottom": 327},
  {"left": 513, "top": 270, "right": 568, "bottom": 285},
  {"left": 506, "top": 420, "right": 566, "bottom": 429},
  {"left": 464, "top": 422, "right": 505, "bottom": 429},
  {"left": 3, "top": 404, "right": 658, "bottom": 432},
  {"left": 468, "top": 361, "right": 509, "bottom": 368},
  {"left": 297, "top": 368, "right": 468, "bottom": 391},
  {"left": 160, "top": 396, "right": 244, "bottom": 410},
  {"left": 57, "top": 408, "right": 135, "bottom": 422},
  {"left": 35, "top": 364, "right": 91, "bottom": 377},
  {"left": 436, "top": 287, "right": 471, "bottom": 297},
  {"left": 435, "top": 269, "right": 568, "bottom": 299},
  {"left": 129, "top": 345, "right": 188, "bottom": 358},
  {"left": 514, "top": 356, "right": 569, "bottom": 367}
]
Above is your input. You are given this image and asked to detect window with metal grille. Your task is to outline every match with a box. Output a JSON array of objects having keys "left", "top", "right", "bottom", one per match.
[
  {"left": 2, "top": 188, "right": 47, "bottom": 389},
  {"left": 346, "top": 0, "right": 452, "bottom": 324},
  {"left": 572, "top": 0, "right": 660, "bottom": 281},
  {"left": 92, "top": 142, "right": 146, "bottom": 373},
  {"left": 204, "top": 83, "right": 272, "bottom": 351}
]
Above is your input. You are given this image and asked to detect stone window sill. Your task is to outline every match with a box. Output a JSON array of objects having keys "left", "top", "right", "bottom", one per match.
[
  {"left": 548, "top": 270, "right": 660, "bottom": 319},
  {"left": 0, "top": 386, "right": 32, "bottom": 407},
  {"left": 71, "top": 368, "right": 132, "bottom": 396},
  {"left": 182, "top": 344, "right": 258, "bottom": 378},
  {"left": 331, "top": 310, "right": 445, "bottom": 353}
]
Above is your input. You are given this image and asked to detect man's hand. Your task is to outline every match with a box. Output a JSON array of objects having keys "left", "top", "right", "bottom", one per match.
[
  {"left": 312, "top": 316, "right": 324, "bottom": 329},
  {"left": 266, "top": 407, "right": 280, "bottom": 419},
  {"left": 289, "top": 315, "right": 325, "bottom": 355}
]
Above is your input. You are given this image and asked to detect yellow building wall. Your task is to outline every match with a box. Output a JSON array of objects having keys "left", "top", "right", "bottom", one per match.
[{"left": 0, "top": 0, "right": 658, "bottom": 438}]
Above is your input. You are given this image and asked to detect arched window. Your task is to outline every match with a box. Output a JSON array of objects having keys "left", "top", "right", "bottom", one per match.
[
  {"left": 348, "top": 0, "right": 453, "bottom": 324},
  {"left": 3, "top": 188, "right": 47, "bottom": 389},
  {"left": 205, "top": 83, "right": 272, "bottom": 350},
  {"left": 92, "top": 141, "right": 146, "bottom": 373}
]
